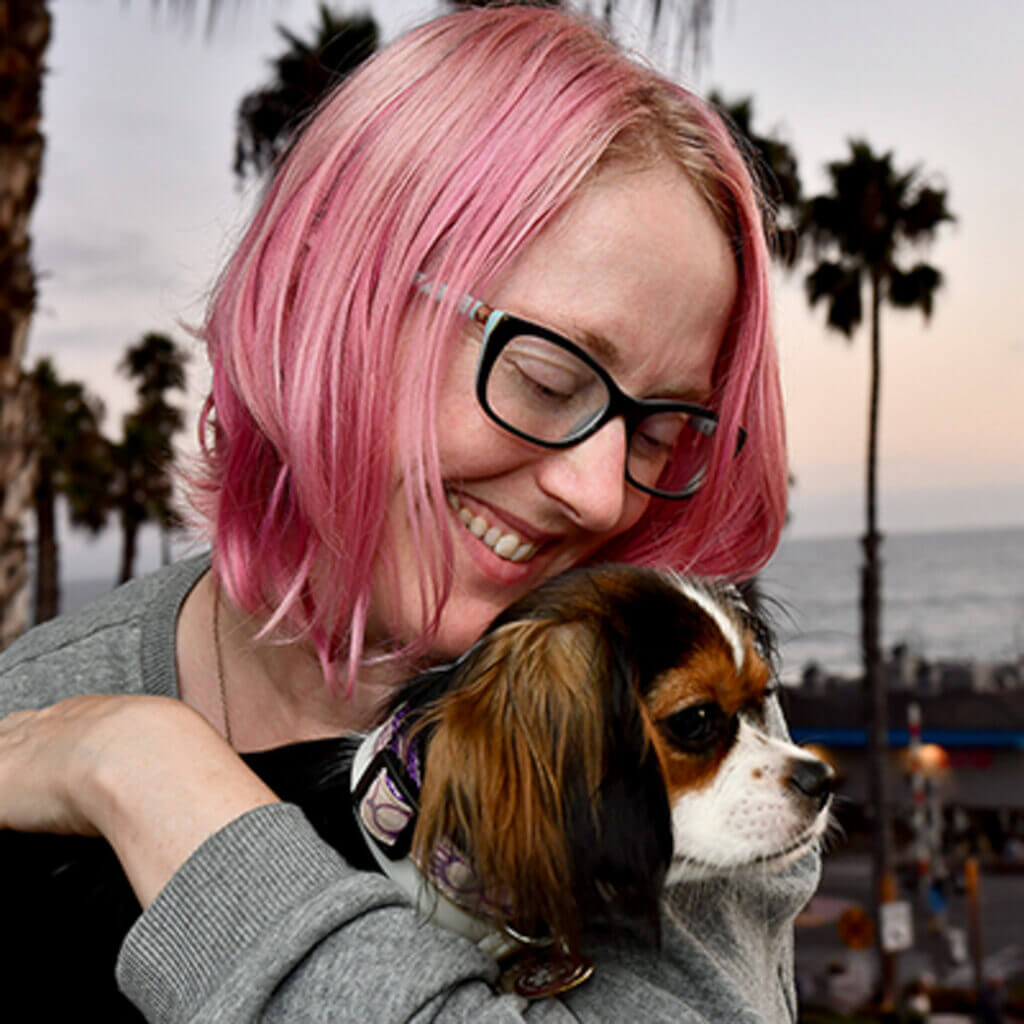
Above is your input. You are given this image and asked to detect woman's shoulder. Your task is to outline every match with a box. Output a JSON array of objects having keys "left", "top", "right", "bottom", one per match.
[{"left": 0, "top": 553, "right": 210, "bottom": 712}]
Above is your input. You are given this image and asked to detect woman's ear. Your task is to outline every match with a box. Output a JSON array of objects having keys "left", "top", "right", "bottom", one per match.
[{"left": 411, "top": 617, "right": 605, "bottom": 948}]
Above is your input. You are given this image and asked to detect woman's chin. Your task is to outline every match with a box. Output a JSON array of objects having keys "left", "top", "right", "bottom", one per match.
[{"left": 426, "top": 614, "right": 497, "bottom": 661}]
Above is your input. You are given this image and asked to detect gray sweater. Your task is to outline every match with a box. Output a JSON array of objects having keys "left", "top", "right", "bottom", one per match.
[{"left": 0, "top": 556, "right": 818, "bottom": 1022}]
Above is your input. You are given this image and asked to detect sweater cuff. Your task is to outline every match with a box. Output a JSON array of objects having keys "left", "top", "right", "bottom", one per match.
[{"left": 116, "top": 802, "right": 351, "bottom": 1021}]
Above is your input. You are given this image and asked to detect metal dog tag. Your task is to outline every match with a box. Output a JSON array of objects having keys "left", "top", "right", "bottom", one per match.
[{"left": 501, "top": 950, "right": 594, "bottom": 1000}]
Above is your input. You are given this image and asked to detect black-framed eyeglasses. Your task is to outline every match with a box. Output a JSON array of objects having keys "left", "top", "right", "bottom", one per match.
[{"left": 416, "top": 277, "right": 746, "bottom": 500}]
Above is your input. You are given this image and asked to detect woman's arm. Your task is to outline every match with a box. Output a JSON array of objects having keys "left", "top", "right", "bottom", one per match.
[
  {"left": 0, "top": 696, "right": 278, "bottom": 904},
  {"left": 118, "top": 800, "right": 577, "bottom": 1021},
  {"left": 0, "top": 696, "right": 581, "bottom": 1021}
]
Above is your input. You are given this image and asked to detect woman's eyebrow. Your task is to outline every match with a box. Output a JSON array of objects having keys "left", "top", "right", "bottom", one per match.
[
  {"left": 574, "top": 326, "right": 623, "bottom": 373},
  {"left": 505, "top": 305, "right": 624, "bottom": 371},
  {"left": 572, "top": 325, "right": 713, "bottom": 404}
]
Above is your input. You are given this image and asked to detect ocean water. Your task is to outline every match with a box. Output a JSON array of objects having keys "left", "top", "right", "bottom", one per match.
[
  {"left": 760, "top": 525, "right": 1024, "bottom": 682},
  {"left": 61, "top": 526, "right": 1024, "bottom": 683}
]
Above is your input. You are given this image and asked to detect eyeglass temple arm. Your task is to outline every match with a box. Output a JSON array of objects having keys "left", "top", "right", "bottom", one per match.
[{"left": 414, "top": 273, "right": 492, "bottom": 327}]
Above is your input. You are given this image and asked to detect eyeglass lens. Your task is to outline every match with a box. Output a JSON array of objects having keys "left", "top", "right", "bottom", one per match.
[{"left": 482, "top": 331, "right": 716, "bottom": 497}]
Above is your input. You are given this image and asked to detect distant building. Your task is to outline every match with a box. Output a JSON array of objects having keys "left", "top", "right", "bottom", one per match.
[
  {"left": 784, "top": 680, "right": 1024, "bottom": 821},
  {"left": 799, "top": 647, "right": 1023, "bottom": 695}
]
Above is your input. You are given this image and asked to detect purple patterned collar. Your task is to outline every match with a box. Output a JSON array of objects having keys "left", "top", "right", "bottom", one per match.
[
  {"left": 350, "top": 706, "right": 519, "bottom": 957},
  {"left": 350, "top": 704, "right": 597, "bottom": 998}
]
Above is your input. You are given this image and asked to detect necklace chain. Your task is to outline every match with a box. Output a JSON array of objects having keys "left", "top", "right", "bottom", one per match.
[{"left": 212, "top": 585, "right": 234, "bottom": 747}]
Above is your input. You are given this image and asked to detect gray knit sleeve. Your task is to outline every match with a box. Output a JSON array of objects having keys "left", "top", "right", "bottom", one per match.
[
  {"left": 117, "top": 803, "right": 581, "bottom": 1023},
  {"left": 117, "top": 798, "right": 799, "bottom": 1022}
]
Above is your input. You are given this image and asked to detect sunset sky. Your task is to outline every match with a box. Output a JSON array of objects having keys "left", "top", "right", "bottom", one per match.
[{"left": 28, "top": 0, "right": 1024, "bottom": 578}]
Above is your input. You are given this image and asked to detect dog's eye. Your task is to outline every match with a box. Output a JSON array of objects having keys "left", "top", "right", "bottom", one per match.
[{"left": 662, "top": 703, "right": 729, "bottom": 753}]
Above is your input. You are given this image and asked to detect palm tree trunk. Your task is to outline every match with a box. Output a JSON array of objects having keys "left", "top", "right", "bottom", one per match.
[
  {"left": 863, "top": 268, "right": 895, "bottom": 1004},
  {"left": 33, "top": 470, "right": 58, "bottom": 622},
  {"left": 0, "top": 0, "right": 51, "bottom": 650},
  {"left": 0, "top": 370, "right": 35, "bottom": 648},
  {"left": 118, "top": 517, "right": 138, "bottom": 585}
]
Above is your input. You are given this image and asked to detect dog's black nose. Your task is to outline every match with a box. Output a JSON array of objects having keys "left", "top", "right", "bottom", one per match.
[{"left": 787, "top": 758, "right": 835, "bottom": 808}]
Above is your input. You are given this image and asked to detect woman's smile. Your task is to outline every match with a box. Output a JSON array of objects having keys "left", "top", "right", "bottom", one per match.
[{"left": 445, "top": 489, "right": 543, "bottom": 564}]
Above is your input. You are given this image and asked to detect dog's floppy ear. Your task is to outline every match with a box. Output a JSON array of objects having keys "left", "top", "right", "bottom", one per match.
[
  {"left": 411, "top": 617, "right": 599, "bottom": 946},
  {"left": 410, "top": 613, "right": 670, "bottom": 950},
  {"left": 570, "top": 625, "right": 672, "bottom": 944}
]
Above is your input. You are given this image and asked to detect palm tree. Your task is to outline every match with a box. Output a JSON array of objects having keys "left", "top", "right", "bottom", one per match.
[
  {"left": 707, "top": 92, "right": 800, "bottom": 570},
  {"left": 709, "top": 93, "right": 802, "bottom": 266},
  {"left": 235, "top": 1, "right": 722, "bottom": 185},
  {"left": 0, "top": 1, "right": 51, "bottom": 648},
  {"left": 0, "top": 0, "right": 199, "bottom": 647},
  {"left": 0, "top": 0, "right": 240, "bottom": 648},
  {"left": 28, "top": 359, "right": 114, "bottom": 622},
  {"left": 234, "top": 5, "right": 378, "bottom": 182},
  {"left": 114, "top": 332, "right": 188, "bottom": 583},
  {"left": 802, "top": 138, "right": 953, "bottom": 997}
]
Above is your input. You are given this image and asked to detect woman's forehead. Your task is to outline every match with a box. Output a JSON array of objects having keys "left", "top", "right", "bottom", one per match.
[{"left": 482, "top": 163, "right": 736, "bottom": 401}]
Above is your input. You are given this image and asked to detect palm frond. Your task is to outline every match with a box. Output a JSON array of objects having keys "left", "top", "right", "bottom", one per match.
[
  {"left": 888, "top": 263, "right": 943, "bottom": 319},
  {"left": 901, "top": 184, "right": 956, "bottom": 240},
  {"left": 233, "top": 6, "right": 379, "bottom": 182},
  {"left": 805, "top": 262, "right": 862, "bottom": 338}
]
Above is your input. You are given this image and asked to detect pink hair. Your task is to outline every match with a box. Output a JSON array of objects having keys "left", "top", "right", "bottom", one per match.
[{"left": 190, "top": 5, "right": 787, "bottom": 685}]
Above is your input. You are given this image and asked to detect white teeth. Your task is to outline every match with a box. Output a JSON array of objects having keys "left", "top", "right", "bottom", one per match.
[
  {"left": 511, "top": 543, "right": 533, "bottom": 562},
  {"left": 445, "top": 491, "right": 538, "bottom": 564},
  {"left": 493, "top": 533, "right": 520, "bottom": 558}
]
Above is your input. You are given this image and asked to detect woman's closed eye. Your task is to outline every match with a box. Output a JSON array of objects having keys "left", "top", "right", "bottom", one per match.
[
  {"left": 630, "top": 414, "right": 686, "bottom": 461},
  {"left": 503, "top": 342, "right": 593, "bottom": 402},
  {"left": 510, "top": 359, "right": 584, "bottom": 401}
]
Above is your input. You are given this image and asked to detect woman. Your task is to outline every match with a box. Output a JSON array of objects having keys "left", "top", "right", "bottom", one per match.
[{"left": 0, "top": 6, "right": 808, "bottom": 1020}]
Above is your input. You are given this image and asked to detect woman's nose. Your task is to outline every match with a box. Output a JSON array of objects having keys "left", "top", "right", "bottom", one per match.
[{"left": 534, "top": 418, "right": 633, "bottom": 534}]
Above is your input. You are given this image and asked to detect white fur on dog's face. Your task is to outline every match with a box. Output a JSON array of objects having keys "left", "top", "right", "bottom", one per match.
[
  {"left": 666, "top": 719, "right": 832, "bottom": 884},
  {"left": 650, "top": 576, "right": 833, "bottom": 885}
]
